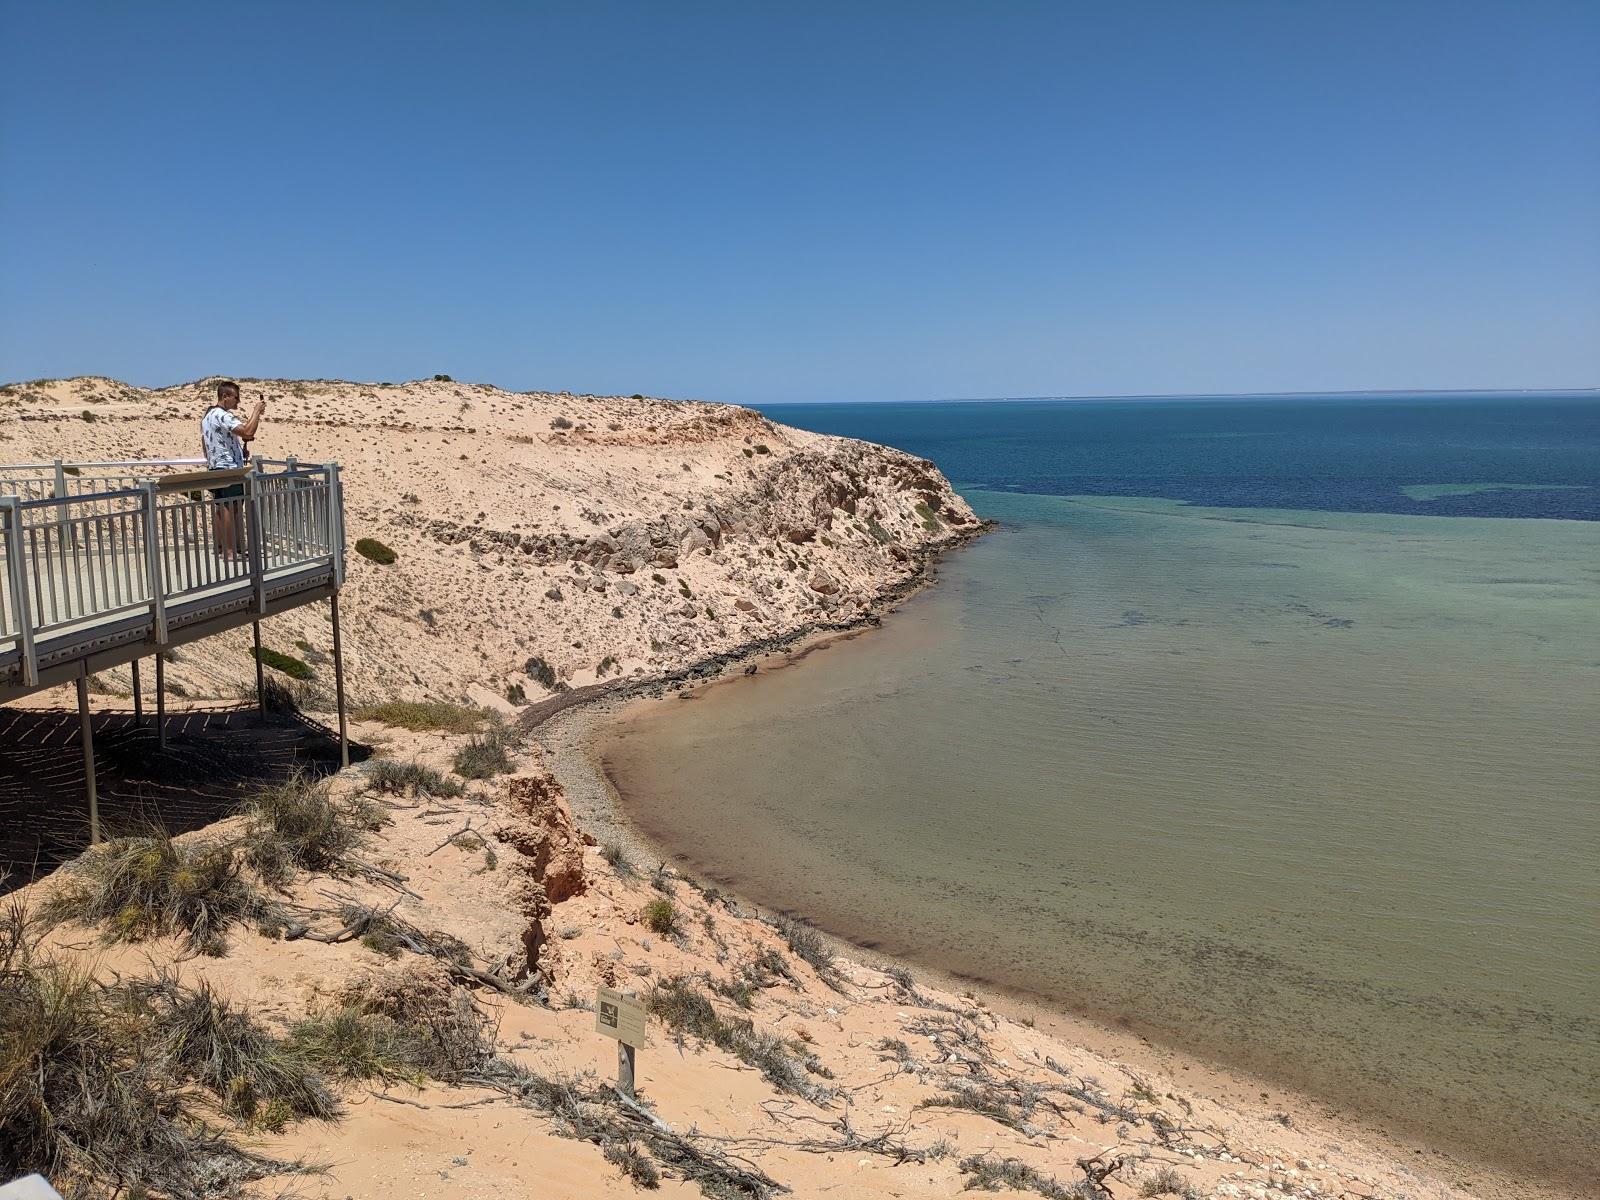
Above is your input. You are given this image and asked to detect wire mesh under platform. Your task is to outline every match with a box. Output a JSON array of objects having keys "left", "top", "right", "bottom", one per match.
[{"left": 0, "top": 703, "right": 365, "bottom": 894}]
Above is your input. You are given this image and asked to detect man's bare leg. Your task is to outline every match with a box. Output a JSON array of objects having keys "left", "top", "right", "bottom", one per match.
[{"left": 215, "top": 502, "right": 234, "bottom": 557}]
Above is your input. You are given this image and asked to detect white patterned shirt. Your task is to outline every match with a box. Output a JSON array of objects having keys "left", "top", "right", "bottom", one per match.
[{"left": 201, "top": 406, "right": 245, "bottom": 469}]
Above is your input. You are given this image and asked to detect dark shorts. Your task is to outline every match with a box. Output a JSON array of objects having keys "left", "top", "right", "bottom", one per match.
[{"left": 209, "top": 483, "right": 244, "bottom": 499}]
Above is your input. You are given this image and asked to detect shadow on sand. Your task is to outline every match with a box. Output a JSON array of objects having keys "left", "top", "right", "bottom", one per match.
[{"left": 0, "top": 703, "right": 369, "bottom": 894}]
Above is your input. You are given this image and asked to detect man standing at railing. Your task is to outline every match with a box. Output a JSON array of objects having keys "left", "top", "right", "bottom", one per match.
[{"left": 201, "top": 380, "right": 265, "bottom": 557}]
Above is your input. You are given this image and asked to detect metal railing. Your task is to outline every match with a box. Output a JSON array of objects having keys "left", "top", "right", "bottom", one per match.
[{"left": 1, "top": 458, "right": 345, "bottom": 689}]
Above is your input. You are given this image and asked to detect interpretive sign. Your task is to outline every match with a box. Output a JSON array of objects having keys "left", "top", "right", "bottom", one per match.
[{"left": 595, "top": 986, "right": 647, "bottom": 1048}]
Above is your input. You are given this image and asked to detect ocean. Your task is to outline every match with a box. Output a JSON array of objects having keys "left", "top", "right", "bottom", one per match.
[{"left": 599, "top": 393, "right": 1600, "bottom": 1185}]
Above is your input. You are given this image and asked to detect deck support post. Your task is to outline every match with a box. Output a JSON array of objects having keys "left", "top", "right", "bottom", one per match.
[
  {"left": 331, "top": 592, "right": 349, "bottom": 769},
  {"left": 76, "top": 669, "right": 100, "bottom": 845},
  {"left": 155, "top": 654, "right": 167, "bottom": 749},
  {"left": 131, "top": 659, "right": 143, "bottom": 725},
  {"left": 253, "top": 620, "right": 266, "bottom": 719}
]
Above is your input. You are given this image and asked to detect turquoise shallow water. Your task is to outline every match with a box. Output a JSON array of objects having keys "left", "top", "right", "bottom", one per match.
[{"left": 604, "top": 488, "right": 1600, "bottom": 1183}]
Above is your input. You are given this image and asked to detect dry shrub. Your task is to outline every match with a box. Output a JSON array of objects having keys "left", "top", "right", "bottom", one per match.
[
  {"left": 0, "top": 895, "right": 314, "bottom": 1197},
  {"left": 646, "top": 976, "right": 830, "bottom": 1099},
  {"left": 367, "top": 758, "right": 464, "bottom": 798},
  {"left": 294, "top": 971, "right": 491, "bottom": 1085},
  {"left": 40, "top": 830, "right": 265, "bottom": 956},
  {"left": 241, "top": 771, "right": 385, "bottom": 886}
]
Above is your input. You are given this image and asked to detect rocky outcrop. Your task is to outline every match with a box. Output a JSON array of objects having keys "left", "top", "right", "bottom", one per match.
[
  {"left": 497, "top": 773, "right": 589, "bottom": 905},
  {"left": 491, "top": 771, "right": 592, "bottom": 979}
]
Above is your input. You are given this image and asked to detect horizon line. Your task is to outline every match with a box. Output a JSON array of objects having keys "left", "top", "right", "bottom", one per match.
[{"left": 756, "top": 386, "right": 1600, "bottom": 407}]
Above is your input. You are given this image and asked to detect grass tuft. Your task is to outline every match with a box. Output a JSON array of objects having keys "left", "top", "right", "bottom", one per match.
[
  {"left": 1138, "top": 1166, "right": 1200, "bottom": 1198},
  {"left": 959, "top": 1154, "right": 1080, "bottom": 1197},
  {"left": 774, "top": 914, "right": 845, "bottom": 991},
  {"left": 134, "top": 973, "right": 338, "bottom": 1123},
  {"left": 603, "top": 1140, "right": 661, "bottom": 1189},
  {"left": 354, "top": 699, "right": 484, "bottom": 733},
  {"left": 240, "top": 771, "right": 385, "bottom": 886},
  {"left": 368, "top": 759, "right": 465, "bottom": 798},
  {"left": 293, "top": 982, "right": 490, "bottom": 1085},
  {"left": 452, "top": 723, "right": 516, "bottom": 780},
  {"left": 41, "top": 829, "right": 266, "bottom": 956},
  {"left": 600, "top": 841, "right": 635, "bottom": 877},
  {"left": 0, "top": 899, "right": 316, "bottom": 1194}
]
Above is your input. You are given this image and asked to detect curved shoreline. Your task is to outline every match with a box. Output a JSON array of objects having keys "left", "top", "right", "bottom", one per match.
[{"left": 528, "top": 530, "right": 1582, "bottom": 1200}]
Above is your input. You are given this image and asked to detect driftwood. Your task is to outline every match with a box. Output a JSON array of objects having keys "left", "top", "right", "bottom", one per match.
[{"left": 284, "top": 901, "right": 541, "bottom": 1000}]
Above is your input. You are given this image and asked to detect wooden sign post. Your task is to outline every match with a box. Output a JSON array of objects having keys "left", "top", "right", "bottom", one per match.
[{"left": 595, "top": 986, "right": 647, "bottom": 1098}]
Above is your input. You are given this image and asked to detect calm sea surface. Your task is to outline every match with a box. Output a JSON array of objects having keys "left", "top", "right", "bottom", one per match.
[{"left": 601, "top": 394, "right": 1600, "bottom": 1183}]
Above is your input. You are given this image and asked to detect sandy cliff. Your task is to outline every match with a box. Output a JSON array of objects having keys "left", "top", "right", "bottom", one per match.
[{"left": 0, "top": 375, "right": 978, "bottom": 703}]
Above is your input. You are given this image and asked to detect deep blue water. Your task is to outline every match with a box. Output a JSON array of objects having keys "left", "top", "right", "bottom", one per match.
[{"left": 757, "top": 393, "right": 1600, "bottom": 520}]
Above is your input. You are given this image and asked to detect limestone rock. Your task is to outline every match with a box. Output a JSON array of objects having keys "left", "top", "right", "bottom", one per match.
[
  {"left": 497, "top": 773, "right": 587, "bottom": 903},
  {"left": 808, "top": 569, "right": 840, "bottom": 595}
]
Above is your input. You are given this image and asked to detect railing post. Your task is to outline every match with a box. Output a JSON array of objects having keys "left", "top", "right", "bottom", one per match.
[
  {"left": 53, "top": 457, "right": 72, "bottom": 550},
  {"left": 141, "top": 481, "right": 168, "bottom": 645},
  {"left": 247, "top": 460, "right": 266, "bottom": 613},
  {"left": 328, "top": 463, "right": 346, "bottom": 587},
  {"left": 2, "top": 497, "right": 38, "bottom": 688}
]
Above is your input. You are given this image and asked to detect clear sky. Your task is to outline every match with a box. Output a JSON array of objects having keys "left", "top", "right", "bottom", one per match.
[{"left": 2, "top": 2, "right": 1596, "bottom": 404}]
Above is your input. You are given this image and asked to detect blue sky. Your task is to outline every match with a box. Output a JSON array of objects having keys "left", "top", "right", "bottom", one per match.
[{"left": 2, "top": 2, "right": 1596, "bottom": 404}]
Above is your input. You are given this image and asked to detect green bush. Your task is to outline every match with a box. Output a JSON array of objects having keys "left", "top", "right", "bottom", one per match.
[
  {"left": 355, "top": 537, "right": 397, "bottom": 564},
  {"left": 642, "top": 898, "right": 679, "bottom": 936},
  {"left": 523, "top": 655, "right": 558, "bottom": 689},
  {"left": 253, "top": 645, "right": 310, "bottom": 679}
]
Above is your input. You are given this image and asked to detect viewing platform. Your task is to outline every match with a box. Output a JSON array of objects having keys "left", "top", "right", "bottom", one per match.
[{"left": 0, "top": 458, "right": 350, "bottom": 841}]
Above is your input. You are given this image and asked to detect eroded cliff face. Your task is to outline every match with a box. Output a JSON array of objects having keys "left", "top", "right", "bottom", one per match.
[{"left": 1, "top": 376, "right": 979, "bottom": 703}]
